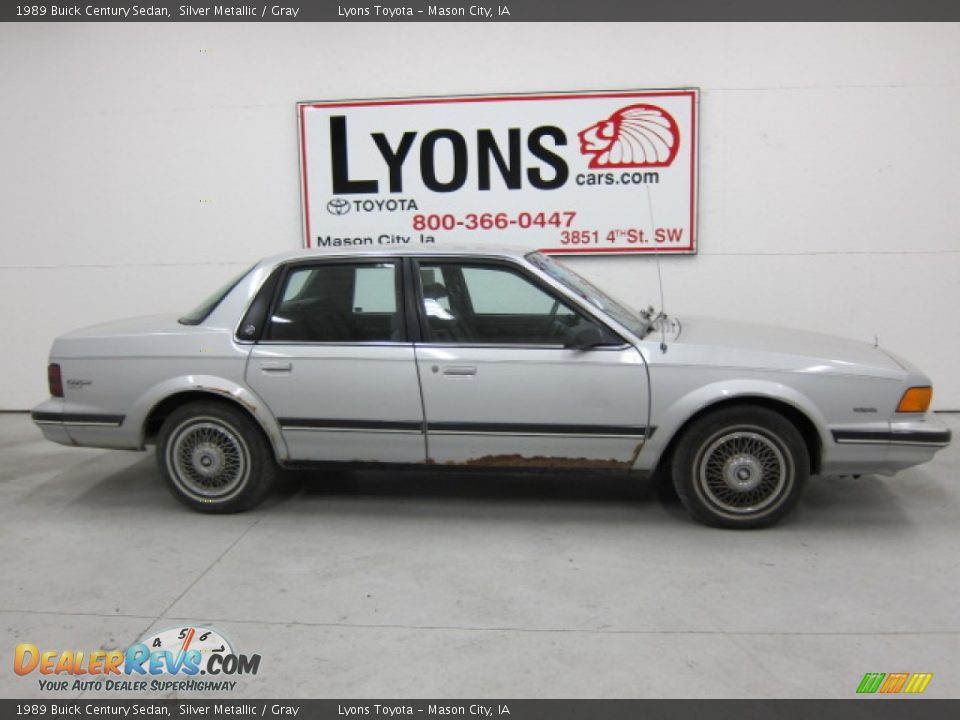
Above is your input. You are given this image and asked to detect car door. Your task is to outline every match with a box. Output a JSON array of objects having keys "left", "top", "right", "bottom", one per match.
[
  {"left": 412, "top": 258, "right": 650, "bottom": 468},
  {"left": 245, "top": 258, "right": 426, "bottom": 463}
]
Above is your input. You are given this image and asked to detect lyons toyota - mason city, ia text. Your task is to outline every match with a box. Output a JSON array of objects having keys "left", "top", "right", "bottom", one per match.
[{"left": 338, "top": 6, "right": 511, "bottom": 18}]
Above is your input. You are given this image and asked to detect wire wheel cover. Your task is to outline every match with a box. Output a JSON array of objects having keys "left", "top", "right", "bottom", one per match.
[
  {"left": 696, "top": 428, "right": 790, "bottom": 514},
  {"left": 169, "top": 419, "right": 249, "bottom": 498}
]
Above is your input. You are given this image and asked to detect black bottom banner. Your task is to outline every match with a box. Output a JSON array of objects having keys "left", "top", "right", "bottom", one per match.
[{"left": 3, "top": 700, "right": 959, "bottom": 720}]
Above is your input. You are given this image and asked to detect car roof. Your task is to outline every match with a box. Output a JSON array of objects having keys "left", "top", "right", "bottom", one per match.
[{"left": 256, "top": 242, "right": 535, "bottom": 268}]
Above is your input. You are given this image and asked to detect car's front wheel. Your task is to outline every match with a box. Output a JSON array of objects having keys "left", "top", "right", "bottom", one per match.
[
  {"left": 671, "top": 405, "right": 809, "bottom": 529},
  {"left": 156, "top": 401, "right": 276, "bottom": 513}
]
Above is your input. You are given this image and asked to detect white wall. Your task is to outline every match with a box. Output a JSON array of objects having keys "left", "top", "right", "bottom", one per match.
[{"left": 1, "top": 23, "right": 958, "bottom": 409}]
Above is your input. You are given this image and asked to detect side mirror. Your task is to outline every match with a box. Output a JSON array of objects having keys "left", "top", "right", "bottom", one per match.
[{"left": 565, "top": 325, "right": 605, "bottom": 351}]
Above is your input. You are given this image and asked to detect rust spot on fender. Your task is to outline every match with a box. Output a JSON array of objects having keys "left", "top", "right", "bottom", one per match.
[
  {"left": 193, "top": 384, "right": 284, "bottom": 453},
  {"left": 196, "top": 385, "right": 258, "bottom": 415}
]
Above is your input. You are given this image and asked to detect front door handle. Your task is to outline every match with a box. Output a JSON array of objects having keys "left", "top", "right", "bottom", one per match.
[
  {"left": 442, "top": 365, "right": 477, "bottom": 377},
  {"left": 260, "top": 361, "right": 293, "bottom": 372}
]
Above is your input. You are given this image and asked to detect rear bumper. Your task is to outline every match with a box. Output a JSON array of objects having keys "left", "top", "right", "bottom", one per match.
[{"left": 31, "top": 398, "right": 131, "bottom": 449}]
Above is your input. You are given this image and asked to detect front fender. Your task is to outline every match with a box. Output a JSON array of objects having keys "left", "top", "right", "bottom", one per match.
[
  {"left": 638, "top": 378, "right": 831, "bottom": 471},
  {"left": 129, "top": 375, "right": 289, "bottom": 461}
]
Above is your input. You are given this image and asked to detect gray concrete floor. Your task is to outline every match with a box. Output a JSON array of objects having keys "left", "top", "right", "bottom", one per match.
[{"left": 1, "top": 412, "right": 958, "bottom": 699}]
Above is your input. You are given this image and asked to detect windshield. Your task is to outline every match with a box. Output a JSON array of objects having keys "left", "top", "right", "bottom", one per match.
[
  {"left": 178, "top": 265, "right": 255, "bottom": 326},
  {"left": 526, "top": 252, "right": 651, "bottom": 338}
]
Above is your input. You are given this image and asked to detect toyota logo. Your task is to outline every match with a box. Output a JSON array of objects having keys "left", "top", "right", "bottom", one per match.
[{"left": 326, "top": 198, "right": 351, "bottom": 215}]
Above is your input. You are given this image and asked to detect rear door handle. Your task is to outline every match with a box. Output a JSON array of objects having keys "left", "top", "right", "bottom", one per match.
[
  {"left": 260, "top": 361, "right": 292, "bottom": 372},
  {"left": 442, "top": 365, "right": 477, "bottom": 376}
]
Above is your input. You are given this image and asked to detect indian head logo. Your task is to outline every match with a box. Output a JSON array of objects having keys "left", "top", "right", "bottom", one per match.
[{"left": 578, "top": 104, "right": 680, "bottom": 169}]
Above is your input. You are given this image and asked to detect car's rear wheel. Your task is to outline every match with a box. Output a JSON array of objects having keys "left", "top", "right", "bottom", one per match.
[
  {"left": 671, "top": 406, "right": 809, "bottom": 529},
  {"left": 156, "top": 401, "right": 276, "bottom": 513}
]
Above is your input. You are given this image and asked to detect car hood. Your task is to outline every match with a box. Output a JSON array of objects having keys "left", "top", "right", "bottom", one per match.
[{"left": 655, "top": 315, "right": 906, "bottom": 378}]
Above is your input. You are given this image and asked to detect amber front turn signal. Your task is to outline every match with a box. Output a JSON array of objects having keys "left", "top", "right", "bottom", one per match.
[{"left": 897, "top": 386, "right": 933, "bottom": 413}]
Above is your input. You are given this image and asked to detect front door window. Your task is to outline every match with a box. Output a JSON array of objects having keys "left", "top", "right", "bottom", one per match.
[{"left": 417, "top": 262, "right": 620, "bottom": 346}]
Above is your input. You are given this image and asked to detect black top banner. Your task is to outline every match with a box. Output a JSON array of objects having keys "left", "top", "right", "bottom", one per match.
[
  {"left": 1, "top": 701, "right": 959, "bottom": 720},
  {"left": 2, "top": 0, "right": 960, "bottom": 22}
]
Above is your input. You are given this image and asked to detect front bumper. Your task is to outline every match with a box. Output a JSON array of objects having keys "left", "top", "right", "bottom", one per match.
[
  {"left": 823, "top": 414, "right": 951, "bottom": 476},
  {"left": 831, "top": 421, "right": 951, "bottom": 448},
  {"left": 883, "top": 415, "right": 952, "bottom": 474}
]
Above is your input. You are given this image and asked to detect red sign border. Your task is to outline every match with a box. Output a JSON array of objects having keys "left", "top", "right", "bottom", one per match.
[{"left": 297, "top": 89, "right": 699, "bottom": 255}]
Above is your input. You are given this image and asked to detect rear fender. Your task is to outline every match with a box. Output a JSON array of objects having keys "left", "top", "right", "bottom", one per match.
[{"left": 130, "top": 375, "right": 289, "bottom": 461}]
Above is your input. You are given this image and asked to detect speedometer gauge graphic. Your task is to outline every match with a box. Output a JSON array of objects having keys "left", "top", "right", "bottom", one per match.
[{"left": 140, "top": 626, "right": 233, "bottom": 669}]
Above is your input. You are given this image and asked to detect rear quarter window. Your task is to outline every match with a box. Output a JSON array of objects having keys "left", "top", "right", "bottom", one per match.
[{"left": 179, "top": 265, "right": 255, "bottom": 325}]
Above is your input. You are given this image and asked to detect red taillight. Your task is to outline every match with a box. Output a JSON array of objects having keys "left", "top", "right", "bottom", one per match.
[{"left": 48, "top": 363, "right": 63, "bottom": 398}]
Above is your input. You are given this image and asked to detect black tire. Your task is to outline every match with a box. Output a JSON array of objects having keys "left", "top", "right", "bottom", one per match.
[
  {"left": 671, "top": 405, "right": 809, "bottom": 529},
  {"left": 156, "top": 400, "right": 277, "bottom": 513}
]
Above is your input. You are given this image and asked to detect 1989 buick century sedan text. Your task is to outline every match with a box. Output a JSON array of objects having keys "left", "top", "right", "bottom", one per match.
[{"left": 31, "top": 247, "right": 951, "bottom": 528}]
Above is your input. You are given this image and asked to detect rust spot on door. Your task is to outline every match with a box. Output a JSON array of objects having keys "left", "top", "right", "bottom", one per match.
[{"left": 448, "top": 454, "right": 633, "bottom": 470}]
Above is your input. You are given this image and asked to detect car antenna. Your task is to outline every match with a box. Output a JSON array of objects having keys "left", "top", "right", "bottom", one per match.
[{"left": 645, "top": 183, "right": 669, "bottom": 353}]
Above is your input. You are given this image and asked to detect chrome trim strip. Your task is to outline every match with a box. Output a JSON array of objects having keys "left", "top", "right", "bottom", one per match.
[
  {"left": 889, "top": 439, "right": 952, "bottom": 448},
  {"left": 835, "top": 438, "right": 950, "bottom": 447},
  {"left": 254, "top": 341, "right": 414, "bottom": 347},
  {"left": 427, "top": 422, "right": 653, "bottom": 437},
  {"left": 277, "top": 418, "right": 424, "bottom": 433},
  {"left": 34, "top": 420, "right": 123, "bottom": 428},
  {"left": 275, "top": 418, "right": 652, "bottom": 439},
  {"left": 31, "top": 411, "right": 125, "bottom": 428},
  {"left": 428, "top": 430, "right": 646, "bottom": 439},
  {"left": 415, "top": 343, "right": 632, "bottom": 351},
  {"left": 281, "top": 426, "right": 423, "bottom": 435},
  {"left": 62, "top": 421, "right": 125, "bottom": 428},
  {"left": 832, "top": 428, "right": 951, "bottom": 447}
]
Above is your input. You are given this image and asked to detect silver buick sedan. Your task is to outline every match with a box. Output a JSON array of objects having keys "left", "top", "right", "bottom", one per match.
[{"left": 31, "top": 247, "right": 950, "bottom": 528}]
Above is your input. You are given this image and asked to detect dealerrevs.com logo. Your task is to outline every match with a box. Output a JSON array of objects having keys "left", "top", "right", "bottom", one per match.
[{"left": 14, "top": 626, "right": 261, "bottom": 693}]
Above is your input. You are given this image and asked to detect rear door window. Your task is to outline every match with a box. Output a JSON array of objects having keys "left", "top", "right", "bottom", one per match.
[{"left": 265, "top": 262, "right": 402, "bottom": 343}]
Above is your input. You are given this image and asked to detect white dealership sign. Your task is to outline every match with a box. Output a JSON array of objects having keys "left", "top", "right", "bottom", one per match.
[{"left": 298, "top": 89, "right": 698, "bottom": 255}]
